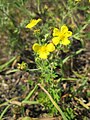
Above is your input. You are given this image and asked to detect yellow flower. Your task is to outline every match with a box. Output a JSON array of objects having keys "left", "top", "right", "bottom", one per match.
[
  {"left": 52, "top": 25, "right": 72, "bottom": 46},
  {"left": 26, "top": 18, "right": 41, "bottom": 29},
  {"left": 32, "top": 43, "right": 55, "bottom": 59}
]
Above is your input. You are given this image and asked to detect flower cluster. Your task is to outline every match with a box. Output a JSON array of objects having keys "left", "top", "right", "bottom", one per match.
[
  {"left": 26, "top": 19, "right": 72, "bottom": 59},
  {"left": 17, "top": 62, "right": 27, "bottom": 70}
]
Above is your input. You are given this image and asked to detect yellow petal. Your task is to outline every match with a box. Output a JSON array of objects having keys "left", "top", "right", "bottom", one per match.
[
  {"left": 32, "top": 43, "right": 40, "bottom": 52},
  {"left": 26, "top": 18, "right": 41, "bottom": 29},
  {"left": 61, "top": 38, "right": 70, "bottom": 45},
  {"left": 46, "top": 43, "right": 55, "bottom": 52},
  {"left": 53, "top": 28, "right": 60, "bottom": 36},
  {"left": 65, "top": 31, "right": 72, "bottom": 37},
  {"left": 52, "top": 37, "right": 60, "bottom": 45},
  {"left": 39, "top": 52, "right": 49, "bottom": 59},
  {"left": 61, "top": 25, "right": 68, "bottom": 33}
]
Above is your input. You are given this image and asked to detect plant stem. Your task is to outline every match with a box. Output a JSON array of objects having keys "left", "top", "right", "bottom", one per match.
[
  {"left": 23, "top": 84, "right": 38, "bottom": 101},
  {"left": 38, "top": 83, "right": 67, "bottom": 120},
  {"left": 0, "top": 105, "right": 11, "bottom": 120}
]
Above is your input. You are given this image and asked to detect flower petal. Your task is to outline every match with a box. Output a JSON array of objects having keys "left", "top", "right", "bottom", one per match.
[
  {"left": 46, "top": 43, "right": 55, "bottom": 52},
  {"left": 53, "top": 28, "right": 60, "bottom": 37},
  {"left": 26, "top": 19, "right": 41, "bottom": 29},
  {"left": 32, "top": 43, "right": 40, "bottom": 52},
  {"left": 61, "top": 38, "right": 70, "bottom": 45},
  {"left": 52, "top": 37, "right": 60, "bottom": 45},
  {"left": 61, "top": 25, "right": 68, "bottom": 33},
  {"left": 65, "top": 31, "right": 72, "bottom": 37},
  {"left": 39, "top": 52, "right": 49, "bottom": 59}
]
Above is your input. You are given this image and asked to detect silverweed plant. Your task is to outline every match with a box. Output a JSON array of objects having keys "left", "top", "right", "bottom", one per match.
[
  {"left": 25, "top": 19, "right": 75, "bottom": 119},
  {"left": 0, "top": 0, "right": 90, "bottom": 120},
  {"left": 24, "top": 0, "right": 90, "bottom": 117}
]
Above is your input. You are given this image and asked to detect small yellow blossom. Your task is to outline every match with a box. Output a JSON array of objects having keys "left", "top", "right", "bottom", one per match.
[
  {"left": 26, "top": 18, "right": 41, "bottom": 29},
  {"left": 32, "top": 43, "right": 55, "bottom": 59},
  {"left": 52, "top": 25, "right": 72, "bottom": 46},
  {"left": 17, "top": 62, "right": 27, "bottom": 70}
]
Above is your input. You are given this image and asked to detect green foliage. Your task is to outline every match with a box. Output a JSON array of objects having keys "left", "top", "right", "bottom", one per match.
[{"left": 64, "top": 108, "right": 75, "bottom": 120}]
